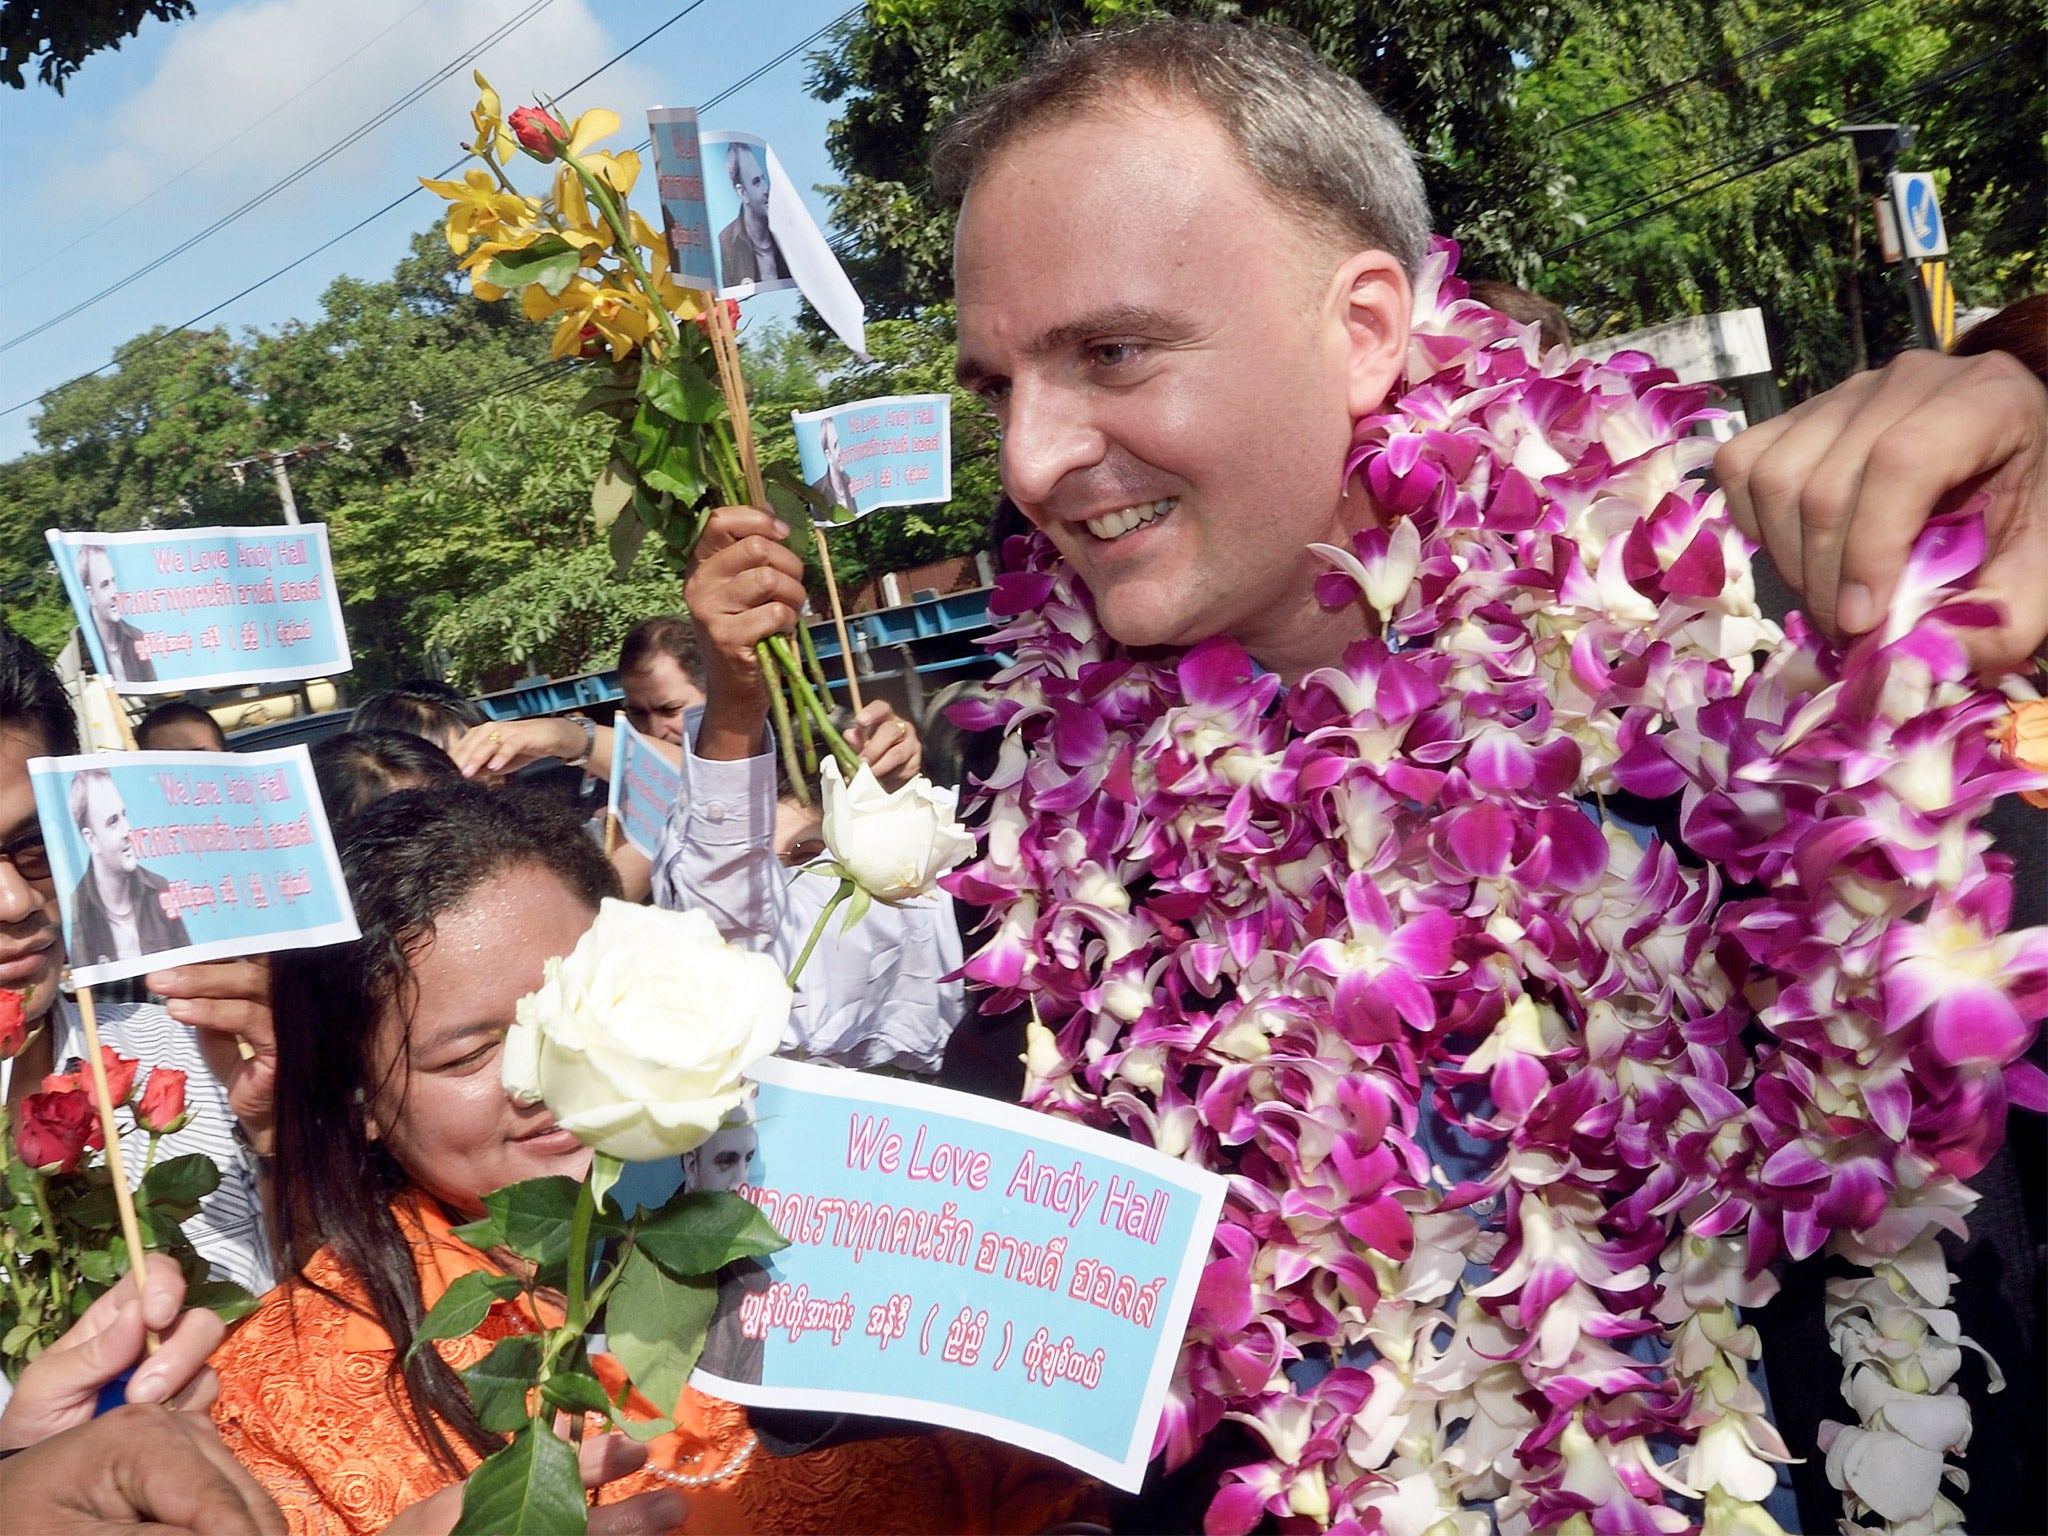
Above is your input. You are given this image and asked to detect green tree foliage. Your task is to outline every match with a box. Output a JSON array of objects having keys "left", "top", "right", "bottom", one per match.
[
  {"left": 744, "top": 307, "right": 1002, "bottom": 602},
  {"left": 0, "top": 0, "right": 194, "bottom": 92},
  {"left": 812, "top": 0, "right": 2040, "bottom": 410},
  {"left": 811, "top": 0, "right": 1567, "bottom": 317},
  {"left": 0, "top": 229, "right": 682, "bottom": 687},
  {"left": 1526, "top": 0, "right": 2043, "bottom": 399}
]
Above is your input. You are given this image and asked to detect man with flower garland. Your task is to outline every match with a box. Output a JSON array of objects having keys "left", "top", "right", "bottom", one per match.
[{"left": 688, "top": 20, "right": 2048, "bottom": 1534}]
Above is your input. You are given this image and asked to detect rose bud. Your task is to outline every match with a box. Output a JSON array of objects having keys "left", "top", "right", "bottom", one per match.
[
  {"left": 92, "top": 1046, "right": 141, "bottom": 1106},
  {"left": 134, "top": 1066, "right": 191, "bottom": 1135},
  {"left": 508, "top": 105, "right": 567, "bottom": 161},
  {"left": 0, "top": 987, "right": 29, "bottom": 1060},
  {"left": 16, "top": 1087, "right": 105, "bottom": 1174}
]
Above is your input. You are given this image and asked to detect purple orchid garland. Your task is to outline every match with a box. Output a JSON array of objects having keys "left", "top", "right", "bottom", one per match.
[{"left": 944, "top": 242, "right": 2048, "bottom": 1535}]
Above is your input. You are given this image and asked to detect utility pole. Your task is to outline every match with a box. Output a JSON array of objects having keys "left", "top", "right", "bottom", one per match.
[
  {"left": 224, "top": 440, "right": 345, "bottom": 526},
  {"left": 1839, "top": 124, "right": 1950, "bottom": 351}
]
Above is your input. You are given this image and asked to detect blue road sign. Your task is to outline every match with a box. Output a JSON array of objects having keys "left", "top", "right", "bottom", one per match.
[{"left": 1890, "top": 171, "right": 1948, "bottom": 258}]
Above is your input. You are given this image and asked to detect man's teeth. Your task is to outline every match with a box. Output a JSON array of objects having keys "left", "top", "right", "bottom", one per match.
[{"left": 1084, "top": 498, "right": 1175, "bottom": 541}]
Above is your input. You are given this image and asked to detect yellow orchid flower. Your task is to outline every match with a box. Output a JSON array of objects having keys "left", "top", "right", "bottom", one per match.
[
  {"left": 551, "top": 165, "right": 595, "bottom": 236},
  {"left": 565, "top": 107, "right": 620, "bottom": 157},
  {"left": 523, "top": 276, "right": 660, "bottom": 362},
  {"left": 468, "top": 71, "right": 515, "bottom": 165},
  {"left": 420, "top": 168, "right": 539, "bottom": 256},
  {"left": 581, "top": 148, "right": 640, "bottom": 197}
]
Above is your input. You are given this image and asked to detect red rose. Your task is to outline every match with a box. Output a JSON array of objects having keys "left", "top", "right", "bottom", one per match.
[
  {"left": 508, "top": 105, "right": 566, "bottom": 161},
  {"left": 134, "top": 1066, "right": 190, "bottom": 1135},
  {"left": 43, "top": 1048, "right": 139, "bottom": 1104},
  {"left": 16, "top": 1087, "right": 104, "bottom": 1174},
  {"left": 0, "top": 987, "right": 28, "bottom": 1059},
  {"left": 692, "top": 298, "right": 742, "bottom": 335}
]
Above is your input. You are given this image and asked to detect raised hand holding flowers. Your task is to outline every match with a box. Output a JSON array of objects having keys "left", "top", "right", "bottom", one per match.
[{"left": 414, "top": 900, "right": 787, "bottom": 1535}]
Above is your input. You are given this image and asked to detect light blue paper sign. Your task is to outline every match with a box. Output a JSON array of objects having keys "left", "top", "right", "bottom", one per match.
[
  {"left": 615, "top": 1058, "right": 1225, "bottom": 1492},
  {"left": 605, "top": 716, "right": 681, "bottom": 859},
  {"left": 46, "top": 525, "right": 352, "bottom": 695},
  {"left": 28, "top": 746, "right": 359, "bottom": 987},
  {"left": 646, "top": 107, "right": 718, "bottom": 292},
  {"left": 791, "top": 394, "right": 952, "bottom": 523}
]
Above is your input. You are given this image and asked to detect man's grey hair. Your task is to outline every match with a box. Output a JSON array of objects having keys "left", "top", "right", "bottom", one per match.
[
  {"left": 932, "top": 19, "right": 1430, "bottom": 276},
  {"left": 726, "top": 140, "right": 765, "bottom": 190},
  {"left": 76, "top": 543, "right": 110, "bottom": 587},
  {"left": 69, "top": 766, "right": 116, "bottom": 838}
]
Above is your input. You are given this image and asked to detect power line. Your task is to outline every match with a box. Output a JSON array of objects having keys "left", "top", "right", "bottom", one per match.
[
  {"left": 1555, "top": 0, "right": 1923, "bottom": 207},
  {"left": 0, "top": 0, "right": 743, "bottom": 424},
  {"left": 1540, "top": 0, "right": 1892, "bottom": 143},
  {"left": 0, "top": 0, "right": 562, "bottom": 355},
  {"left": 1540, "top": 41, "right": 2016, "bottom": 261},
  {"left": 0, "top": 0, "right": 436, "bottom": 287},
  {"left": 299, "top": 10, "right": 857, "bottom": 466}
]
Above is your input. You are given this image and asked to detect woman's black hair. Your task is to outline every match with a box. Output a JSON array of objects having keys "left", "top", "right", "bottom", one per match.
[
  {"left": 269, "top": 783, "right": 619, "bottom": 1472},
  {"left": 347, "top": 682, "right": 487, "bottom": 751},
  {"left": 312, "top": 729, "right": 462, "bottom": 825}
]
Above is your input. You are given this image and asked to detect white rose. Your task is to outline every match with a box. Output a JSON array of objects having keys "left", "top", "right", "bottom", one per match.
[
  {"left": 502, "top": 899, "right": 788, "bottom": 1162},
  {"left": 820, "top": 759, "right": 975, "bottom": 904}
]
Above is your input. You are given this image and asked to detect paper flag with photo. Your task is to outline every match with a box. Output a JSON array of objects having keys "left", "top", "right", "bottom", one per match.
[
  {"left": 28, "top": 746, "right": 359, "bottom": 987},
  {"left": 646, "top": 106, "right": 719, "bottom": 291},
  {"left": 792, "top": 394, "right": 952, "bottom": 523},
  {"left": 698, "top": 128, "right": 865, "bottom": 356},
  {"left": 46, "top": 525, "right": 352, "bottom": 695},
  {"left": 608, "top": 1058, "right": 1228, "bottom": 1493}
]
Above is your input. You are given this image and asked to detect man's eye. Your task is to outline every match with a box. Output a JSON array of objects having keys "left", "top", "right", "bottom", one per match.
[{"left": 1090, "top": 342, "right": 1141, "bottom": 368}]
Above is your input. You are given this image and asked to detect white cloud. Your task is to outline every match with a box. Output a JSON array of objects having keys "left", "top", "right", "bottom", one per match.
[{"left": 54, "top": 0, "right": 659, "bottom": 219}]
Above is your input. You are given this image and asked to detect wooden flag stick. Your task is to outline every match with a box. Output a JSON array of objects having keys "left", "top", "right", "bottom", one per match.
[
  {"left": 602, "top": 812, "right": 619, "bottom": 859},
  {"left": 703, "top": 299, "right": 766, "bottom": 509},
  {"left": 808, "top": 526, "right": 865, "bottom": 714},
  {"left": 74, "top": 982, "right": 159, "bottom": 1353}
]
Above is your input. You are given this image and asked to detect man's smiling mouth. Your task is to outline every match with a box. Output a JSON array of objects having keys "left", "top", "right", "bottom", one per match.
[{"left": 1084, "top": 497, "right": 1176, "bottom": 541}]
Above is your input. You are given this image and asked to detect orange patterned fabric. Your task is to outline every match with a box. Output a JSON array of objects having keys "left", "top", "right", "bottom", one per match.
[{"left": 210, "top": 1195, "right": 1104, "bottom": 1535}]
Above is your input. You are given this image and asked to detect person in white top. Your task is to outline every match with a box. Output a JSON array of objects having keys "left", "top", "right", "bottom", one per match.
[{"left": 648, "top": 534, "right": 965, "bottom": 1073}]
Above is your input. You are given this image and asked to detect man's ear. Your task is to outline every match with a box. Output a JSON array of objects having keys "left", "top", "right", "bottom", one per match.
[{"left": 1330, "top": 249, "right": 1412, "bottom": 421}]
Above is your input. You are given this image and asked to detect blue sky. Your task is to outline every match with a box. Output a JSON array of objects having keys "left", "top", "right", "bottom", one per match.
[{"left": 0, "top": 0, "right": 857, "bottom": 464}]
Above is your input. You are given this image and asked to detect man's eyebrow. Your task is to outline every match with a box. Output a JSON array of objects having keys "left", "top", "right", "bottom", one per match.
[{"left": 956, "top": 306, "right": 1182, "bottom": 388}]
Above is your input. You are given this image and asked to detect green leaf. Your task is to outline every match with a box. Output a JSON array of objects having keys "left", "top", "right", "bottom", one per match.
[
  {"left": 762, "top": 465, "right": 824, "bottom": 534},
  {"left": 75, "top": 1247, "right": 117, "bottom": 1283},
  {"left": 406, "top": 1271, "right": 522, "bottom": 1362},
  {"left": 609, "top": 1411, "right": 676, "bottom": 1443},
  {"left": 590, "top": 458, "right": 635, "bottom": 532},
  {"left": 607, "top": 498, "right": 648, "bottom": 579},
  {"left": 453, "top": 1177, "right": 600, "bottom": 1273},
  {"left": 638, "top": 351, "right": 724, "bottom": 426},
  {"left": 481, "top": 236, "right": 584, "bottom": 298},
  {"left": 138, "top": 1153, "right": 218, "bottom": 1221},
  {"left": 185, "top": 1280, "right": 259, "bottom": 1326},
  {"left": 629, "top": 408, "right": 709, "bottom": 506},
  {"left": 452, "top": 1423, "right": 587, "bottom": 1536},
  {"left": 590, "top": 1153, "right": 624, "bottom": 1215},
  {"left": 604, "top": 1245, "right": 715, "bottom": 1420},
  {"left": 842, "top": 883, "right": 874, "bottom": 933},
  {"left": 634, "top": 1191, "right": 788, "bottom": 1279},
  {"left": 463, "top": 1334, "right": 544, "bottom": 1432},
  {"left": 539, "top": 1369, "right": 614, "bottom": 1418}
]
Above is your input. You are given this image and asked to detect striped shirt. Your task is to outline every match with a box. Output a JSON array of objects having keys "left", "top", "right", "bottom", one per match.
[{"left": 50, "top": 995, "right": 274, "bottom": 1297}]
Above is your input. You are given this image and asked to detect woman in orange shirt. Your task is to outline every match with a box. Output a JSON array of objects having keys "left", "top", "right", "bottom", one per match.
[{"left": 209, "top": 784, "right": 1101, "bottom": 1535}]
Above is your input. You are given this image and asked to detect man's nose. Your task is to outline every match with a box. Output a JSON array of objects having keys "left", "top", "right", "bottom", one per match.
[
  {"left": 0, "top": 860, "right": 45, "bottom": 924},
  {"left": 1000, "top": 379, "right": 1107, "bottom": 511}
]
